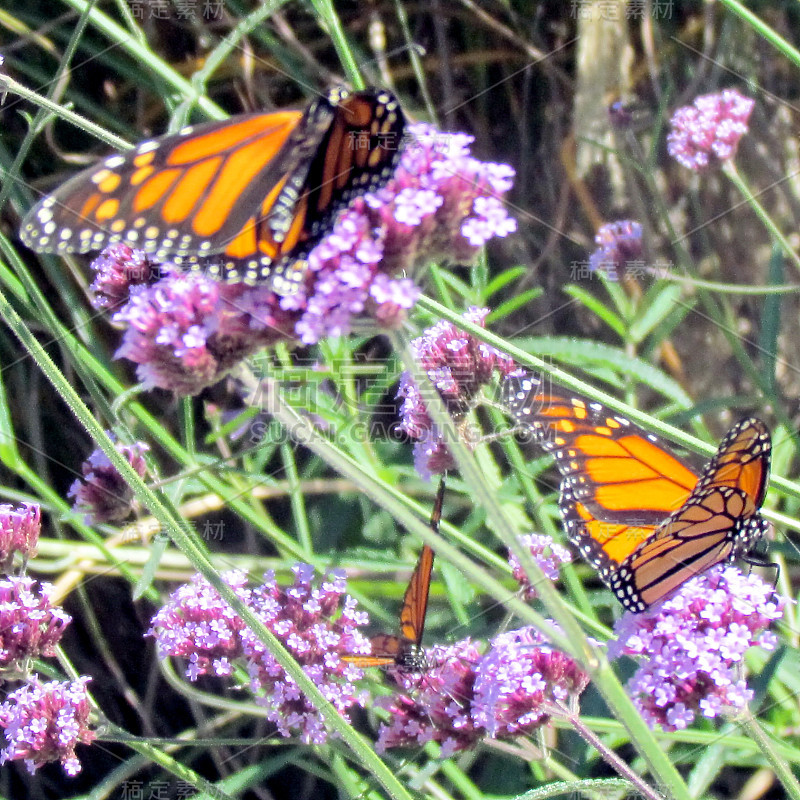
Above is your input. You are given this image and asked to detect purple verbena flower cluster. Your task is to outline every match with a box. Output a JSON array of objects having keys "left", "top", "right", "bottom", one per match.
[
  {"left": 112, "top": 274, "right": 293, "bottom": 395},
  {"left": 89, "top": 243, "right": 161, "bottom": 309},
  {"left": 376, "top": 638, "right": 481, "bottom": 755},
  {"left": 508, "top": 534, "right": 572, "bottom": 600},
  {"left": 90, "top": 123, "right": 516, "bottom": 394},
  {"left": 587, "top": 220, "right": 644, "bottom": 281},
  {"left": 667, "top": 89, "right": 755, "bottom": 171},
  {"left": 68, "top": 435, "right": 150, "bottom": 524},
  {"left": 609, "top": 565, "right": 784, "bottom": 731},
  {"left": 397, "top": 307, "right": 516, "bottom": 479},
  {"left": 362, "top": 123, "right": 516, "bottom": 273},
  {"left": 0, "top": 505, "right": 96, "bottom": 777},
  {"left": 0, "top": 503, "right": 40, "bottom": 567},
  {"left": 472, "top": 628, "right": 589, "bottom": 738},
  {"left": 149, "top": 564, "right": 371, "bottom": 744},
  {"left": 0, "top": 677, "right": 95, "bottom": 776},
  {"left": 148, "top": 570, "right": 250, "bottom": 679},
  {"left": 0, "top": 577, "right": 71, "bottom": 668},
  {"left": 240, "top": 565, "right": 370, "bottom": 743},
  {"left": 376, "top": 626, "right": 587, "bottom": 755},
  {"left": 288, "top": 211, "right": 420, "bottom": 344}
]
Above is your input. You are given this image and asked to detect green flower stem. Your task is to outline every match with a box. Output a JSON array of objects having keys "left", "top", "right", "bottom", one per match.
[
  {"left": 307, "top": 0, "right": 363, "bottom": 88},
  {"left": 722, "top": 162, "right": 800, "bottom": 279},
  {"left": 655, "top": 272, "right": 800, "bottom": 294},
  {"left": 740, "top": 709, "right": 800, "bottom": 800},
  {"left": 102, "top": 722, "right": 236, "bottom": 800},
  {"left": 510, "top": 778, "right": 646, "bottom": 800},
  {"left": 720, "top": 0, "right": 800, "bottom": 69},
  {"left": 1, "top": 72, "right": 130, "bottom": 150},
  {"left": 566, "top": 711, "right": 663, "bottom": 800}
]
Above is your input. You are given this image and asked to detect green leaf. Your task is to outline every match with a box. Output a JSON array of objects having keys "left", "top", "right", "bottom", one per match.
[
  {"left": 512, "top": 336, "right": 694, "bottom": 405},
  {"left": 628, "top": 284, "right": 682, "bottom": 343},
  {"left": 133, "top": 530, "right": 169, "bottom": 600},
  {"left": 487, "top": 288, "right": 543, "bottom": 322},
  {"left": 483, "top": 266, "right": 529, "bottom": 299},
  {"left": 562, "top": 285, "right": 627, "bottom": 338}
]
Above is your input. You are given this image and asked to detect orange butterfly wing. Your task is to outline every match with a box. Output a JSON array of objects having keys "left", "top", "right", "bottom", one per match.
[
  {"left": 503, "top": 372, "right": 700, "bottom": 569},
  {"left": 21, "top": 88, "right": 405, "bottom": 295},
  {"left": 612, "top": 418, "right": 771, "bottom": 611},
  {"left": 504, "top": 371, "right": 772, "bottom": 611},
  {"left": 347, "top": 544, "right": 435, "bottom": 669},
  {"left": 344, "top": 479, "right": 444, "bottom": 670}
]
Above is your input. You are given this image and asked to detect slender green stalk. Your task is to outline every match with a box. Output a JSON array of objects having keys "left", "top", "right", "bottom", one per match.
[
  {"left": 1, "top": 73, "right": 130, "bottom": 150},
  {"left": 722, "top": 163, "right": 800, "bottom": 279},
  {"left": 567, "top": 711, "right": 664, "bottom": 800},
  {"left": 720, "top": 0, "right": 800, "bottom": 69},
  {"left": 656, "top": 272, "right": 800, "bottom": 294},
  {"left": 740, "top": 710, "right": 800, "bottom": 800},
  {"left": 307, "top": 0, "right": 363, "bottom": 88},
  {"left": 102, "top": 723, "right": 235, "bottom": 800}
]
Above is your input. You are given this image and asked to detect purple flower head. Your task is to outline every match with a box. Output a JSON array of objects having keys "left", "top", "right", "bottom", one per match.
[
  {"left": 472, "top": 627, "right": 589, "bottom": 739},
  {"left": 667, "top": 89, "right": 755, "bottom": 171},
  {"left": 587, "top": 220, "right": 644, "bottom": 281},
  {"left": 508, "top": 534, "right": 572, "bottom": 600},
  {"left": 149, "top": 565, "right": 371, "bottom": 744},
  {"left": 0, "top": 677, "right": 95, "bottom": 776},
  {"left": 376, "top": 638, "right": 482, "bottom": 755},
  {"left": 397, "top": 307, "right": 516, "bottom": 479},
  {"left": 0, "top": 577, "right": 71, "bottom": 669},
  {"left": 376, "top": 626, "right": 587, "bottom": 755},
  {"left": 148, "top": 570, "right": 251, "bottom": 679},
  {"left": 0, "top": 503, "right": 41, "bottom": 566},
  {"left": 113, "top": 271, "right": 292, "bottom": 394},
  {"left": 68, "top": 435, "right": 150, "bottom": 524},
  {"left": 609, "top": 565, "right": 784, "bottom": 731},
  {"left": 240, "top": 565, "right": 371, "bottom": 744},
  {"left": 89, "top": 243, "right": 162, "bottom": 309},
  {"left": 290, "top": 124, "right": 516, "bottom": 344}
]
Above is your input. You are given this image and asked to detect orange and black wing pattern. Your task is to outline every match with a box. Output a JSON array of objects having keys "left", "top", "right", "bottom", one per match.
[
  {"left": 503, "top": 371, "right": 701, "bottom": 569},
  {"left": 20, "top": 87, "right": 405, "bottom": 295},
  {"left": 344, "top": 478, "right": 444, "bottom": 670},
  {"left": 503, "top": 371, "right": 771, "bottom": 611},
  {"left": 611, "top": 418, "right": 771, "bottom": 611},
  {"left": 347, "top": 544, "right": 435, "bottom": 670}
]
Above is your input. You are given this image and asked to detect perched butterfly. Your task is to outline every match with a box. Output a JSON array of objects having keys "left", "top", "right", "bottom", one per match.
[
  {"left": 503, "top": 371, "right": 772, "bottom": 612},
  {"left": 20, "top": 87, "right": 405, "bottom": 295},
  {"left": 344, "top": 478, "right": 445, "bottom": 670}
]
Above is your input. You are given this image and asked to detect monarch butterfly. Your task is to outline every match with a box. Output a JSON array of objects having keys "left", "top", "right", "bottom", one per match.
[
  {"left": 20, "top": 87, "right": 405, "bottom": 295},
  {"left": 503, "top": 371, "right": 772, "bottom": 612},
  {"left": 344, "top": 478, "right": 445, "bottom": 670}
]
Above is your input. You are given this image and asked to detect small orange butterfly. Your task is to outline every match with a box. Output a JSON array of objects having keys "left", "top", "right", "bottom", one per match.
[
  {"left": 344, "top": 478, "right": 445, "bottom": 670},
  {"left": 503, "top": 371, "right": 771, "bottom": 612},
  {"left": 20, "top": 87, "right": 405, "bottom": 295}
]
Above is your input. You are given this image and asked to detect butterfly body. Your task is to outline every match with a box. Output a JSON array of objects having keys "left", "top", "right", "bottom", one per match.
[
  {"left": 503, "top": 371, "right": 771, "bottom": 611},
  {"left": 21, "top": 87, "right": 405, "bottom": 295}
]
